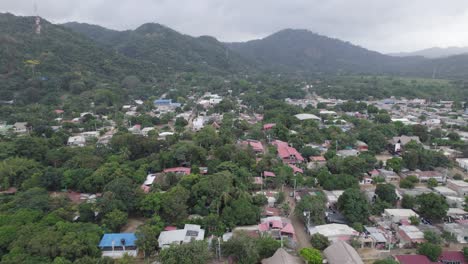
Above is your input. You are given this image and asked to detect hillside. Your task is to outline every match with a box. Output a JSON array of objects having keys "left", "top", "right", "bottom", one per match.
[
  {"left": 0, "top": 13, "right": 162, "bottom": 104},
  {"left": 63, "top": 22, "right": 253, "bottom": 74},
  {"left": 389, "top": 46, "right": 468, "bottom": 58}
]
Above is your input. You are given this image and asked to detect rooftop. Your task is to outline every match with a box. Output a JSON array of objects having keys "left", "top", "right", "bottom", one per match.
[{"left": 99, "top": 233, "right": 137, "bottom": 248}]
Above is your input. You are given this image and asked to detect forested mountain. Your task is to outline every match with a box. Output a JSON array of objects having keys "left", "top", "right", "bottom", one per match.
[
  {"left": 226, "top": 29, "right": 468, "bottom": 79},
  {"left": 62, "top": 22, "right": 253, "bottom": 74},
  {"left": 390, "top": 46, "right": 468, "bottom": 59},
  {"left": 226, "top": 29, "right": 403, "bottom": 75},
  {"left": 0, "top": 13, "right": 162, "bottom": 104}
]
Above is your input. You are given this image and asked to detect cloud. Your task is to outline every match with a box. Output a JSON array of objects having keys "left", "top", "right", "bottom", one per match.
[{"left": 2, "top": 0, "right": 468, "bottom": 52}]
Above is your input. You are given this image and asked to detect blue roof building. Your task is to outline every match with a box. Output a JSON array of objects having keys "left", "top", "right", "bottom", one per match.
[
  {"left": 154, "top": 99, "right": 173, "bottom": 105},
  {"left": 99, "top": 233, "right": 138, "bottom": 258}
]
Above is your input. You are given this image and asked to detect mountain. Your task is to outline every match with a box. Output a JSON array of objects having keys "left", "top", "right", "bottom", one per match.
[
  {"left": 389, "top": 46, "right": 468, "bottom": 59},
  {"left": 0, "top": 13, "right": 164, "bottom": 103},
  {"left": 62, "top": 22, "right": 253, "bottom": 74},
  {"left": 225, "top": 29, "right": 422, "bottom": 75},
  {"left": 226, "top": 29, "right": 468, "bottom": 79}
]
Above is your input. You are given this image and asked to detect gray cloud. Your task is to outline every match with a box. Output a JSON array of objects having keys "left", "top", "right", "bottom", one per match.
[{"left": 2, "top": 0, "right": 468, "bottom": 52}]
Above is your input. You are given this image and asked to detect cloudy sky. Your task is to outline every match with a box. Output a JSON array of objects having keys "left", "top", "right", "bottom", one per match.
[{"left": 1, "top": 0, "right": 468, "bottom": 53}]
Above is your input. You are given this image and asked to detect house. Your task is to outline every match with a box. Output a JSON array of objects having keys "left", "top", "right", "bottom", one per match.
[
  {"left": 336, "top": 149, "right": 360, "bottom": 158},
  {"left": 263, "top": 123, "right": 276, "bottom": 130},
  {"left": 192, "top": 116, "right": 205, "bottom": 131},
  {"left": 67, "top": 136, "right": 86, "bottom": 147},
  {"left": 294, "top": 113, "right": 321, "bottom": 121},
  {"left": 378, "top": 169, "right": 400, "bottom": 183},
  {"left": 240, "top": 140, "right": 264, "bottom": 154},
  {"left": 389, "top": 136, "right": 421, "bottom": 154},
  {"left": 263, "top": 171, "right": 276, "bottom": 178},
  {"left": 153, "top": 99, "right": 181, "bottom": 109},
  {"left": 444, "top": 222, "right": 468, "bottom": 244},
  {"left": 324, "top": 190, "right": 344, "bottom": 206},
  {"left": 307, "top": 156, "right": 327, "bottom": 170},
  {"left": 261, "top": 248, "right": 303, "bottom": 264},
  {"left": 99, "top": 233, "right": 138, "bottom": 258},
  {"left": 271, "top": 140, "right": 305, "bottom": 164},
  {"left": 360, "top": 226, "right": 390, "bottom": 249},
  {"left": 356, "top": 141, "right": 368, "bottom": 152},
  {"left": 395, "top": 254, "right": 433, "bottom": 264},
  {"left": 433, "top": 186, "right": 458, "bottom": 197},
  {"left": 141, "top": 127, "right": 155, "bottom": 136},
  {"left": 288, "top": 164, "right": 303, "bottom": 174},
  {"left": 258, "top": 216, "right": 295, "bottom": 240},
  {"left": 323, "top": 241, "right": 364, "bottom": 264},
  {"left": 13, "top": 122, "right": 28, "bottom": 134},
  {"left": 163, "top": 167, "right": 191, "bottom": 175},
  {"left": 396, "top": 225, "right": 425, "bottom": 247},
  {"left": 456, "top": 158, "right": 468, "bottom": 171},
  {"left": 158, "top": 224, "right": 205, "bottom": 249},
  {"left": 447, "top": 180, "right": 468, "bottom": 196},
  {"left": 383, "top": 209, "right": 418, "bottom": 223},
  {"left": 411, "top": 170, "right": 445, "bottom": 183},
  {"left": 308, "top": 224, "right": 358, "bottom": 242}
]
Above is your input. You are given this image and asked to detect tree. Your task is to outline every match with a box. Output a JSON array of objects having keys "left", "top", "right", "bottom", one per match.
[
  {"left": 401, "top": 195, "right": 416, "bottom": 209},
  {"left": 424, "top": 231, "right": 442, "bottom": 245},
  {"left": 418, "top": 243, "right": 442, "bottom": 261},
  {"left": 409, "top": 216, "right": 420, "bottom": 225},
  {"left": 299, "top": 248, "right": 323, "bottom": 264},
  {"left": 337, "top": 188, "right": 370, "bottom": 224},
  {"left": 161, "top": 186, "right": 190, "bottom": 224},
  {"left": 135, "top": 224, "right": 161, "bottom": 258},
  {"left": 158, "top": 241, "right": 212, "bottom": 264},
  {"left": 427, "top": 178, "right": 438, "bottom": 188},
  {"left": 375, "top": 184, "right": 397, "bottom": 205},
  {"left": 463, "top": 247, "right": 468, "bottom": 261},
  {"left": 295, "top": 195, "right": 326, "bottom": 226},
  {"left": 385, "top": 157, "right": 402, "bottom": 173},
  {"left": 102, "top": 210, "right": 128, "bottom": 232},
  {"left": 399, "top": 179, "right": 415, "bottom": 189},
  {"left": 310, "top": 233, "right": 330, "bottom": 250},
  {"left": 417, "top": 193, "right": 448, "bottom": 221},
  {"left": 221, "top": 233, "right": 260, "bottom": 264}
]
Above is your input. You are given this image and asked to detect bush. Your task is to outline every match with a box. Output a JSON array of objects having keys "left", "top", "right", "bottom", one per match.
[
  {"left": 418, "top": 243, "right": 442, "bottom": 261},
  {"left": 310, "top": 233, "right": 330, "bottom": 250},
  {"left": 400, "top": 179, "right": 415, "bottom": 189}
]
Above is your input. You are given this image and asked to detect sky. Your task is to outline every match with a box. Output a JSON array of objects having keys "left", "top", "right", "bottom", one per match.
[{"left": 1, "top": 0, "right": 468, "bottom": 53}]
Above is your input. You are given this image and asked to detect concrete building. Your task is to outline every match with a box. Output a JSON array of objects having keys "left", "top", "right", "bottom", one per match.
[
  {"left": 308, "top": 224, "right": 358, "bottom": 242},
  {"left": 383, "top": 209, "right": 418, "bottom": 223},
  {"left": 447, "top": 180, "right": 468, "bottom": 196},
  {"left": 158, "top": 224, "right": 205, "bottom": 249},
  {"left": 99, "top": 233, "right": 138, "bottom": 258}
]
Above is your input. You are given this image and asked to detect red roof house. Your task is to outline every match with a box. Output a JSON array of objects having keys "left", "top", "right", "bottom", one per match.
[
  {"left": 272, "top": 140, "right": 304, "bottom": 164},
  {"left": 163, "top": 167, "right": 191, "bottom": 175}
]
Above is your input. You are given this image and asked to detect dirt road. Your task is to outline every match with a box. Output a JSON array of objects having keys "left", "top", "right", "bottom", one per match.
[{"left": 286, "top": 187, "right": 313, "bottom": 249}]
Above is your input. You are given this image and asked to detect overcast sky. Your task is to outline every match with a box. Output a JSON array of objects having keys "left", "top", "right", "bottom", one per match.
[{"left": 1, "top": 0, "right": 468, "bottom": 53}]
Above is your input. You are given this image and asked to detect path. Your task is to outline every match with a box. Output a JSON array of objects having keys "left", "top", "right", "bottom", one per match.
[
  {"left": 285, "top": 186, "right": 312, "bottom": 249},
  {"left": 121, "top": 216, "right": 146, "bottom": 233}
]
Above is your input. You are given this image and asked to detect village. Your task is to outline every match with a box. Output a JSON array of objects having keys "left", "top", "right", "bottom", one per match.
[{"left": 0, "top": 85, "right": 467, "bottom": 264}]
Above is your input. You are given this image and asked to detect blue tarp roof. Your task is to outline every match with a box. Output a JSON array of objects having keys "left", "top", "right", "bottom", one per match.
[{"left": 99, "top": 233, "right": 137, "bottom": 247}]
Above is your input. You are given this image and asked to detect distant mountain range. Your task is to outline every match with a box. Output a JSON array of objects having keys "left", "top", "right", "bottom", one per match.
[
  {"left": 389, "top": 47, "right": 468, "bottom": 59},
  {"left": 3, "top": 12, "right": 468, "bottom": 89}
]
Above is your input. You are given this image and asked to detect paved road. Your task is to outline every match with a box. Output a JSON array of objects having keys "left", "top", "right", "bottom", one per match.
[{"left": 285, "top": 187, "right": 313, "bottom": 249}]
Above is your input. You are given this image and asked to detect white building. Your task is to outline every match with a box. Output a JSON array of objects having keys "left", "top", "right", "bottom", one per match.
[
  {"left": 383, "top": 209, "right": 418, "bottom": 223},
  {"left": 456, "top": 158, "right": 468, "bottom": 171},
  {"left": 447, "top": 180, "right": 468, "bottom": 196},
  {"left": 192, "top": 116, "right": 205, "bottom": 131},
  {"left": 158, "top": 224, "right": 205, "bottom": 249},
  {"left": 308, "top": 224, "right": 358, "bottom": 242},
  {"left": 67, "top": 136, "right": 86, "bottom": 147}
]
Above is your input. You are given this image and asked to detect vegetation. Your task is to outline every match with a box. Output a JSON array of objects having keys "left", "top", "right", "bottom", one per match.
[
  {"left": 299, "top": 248, "right": 323, "bottom": 264},
  {"left": 417, "top": 243, "right": 442, "bottom": 262}
]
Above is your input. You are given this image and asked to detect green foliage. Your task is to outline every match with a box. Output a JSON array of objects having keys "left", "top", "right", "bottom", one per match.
[
  {"left": 424, "top": 231, "right": 442, "bottom": 245},
  {"left": 427, "top": 178, "right": 438, "bottom": 188},
  {"left": 385, "top": 157, "right": 402, "bottom": 173},
  {"left": 417, "top": 243, "right": 442, "bottom": 261},
  {"left": 337, "top": 188, "right": 370, "bottom": 224},
  {"left": 300, "top": 248, "right": 323, "bottom": 264},
  {"left": 409, "top": 216, "right": 420, "bottom": 226},
  {"left": 221, "top": 233, "right": 279, "bottom": 264},
  {"left": 417, "top": 193, "right": 449, "bottom": 221},
  {"left": 375, "top": 184, "right": 397, "bottom": 205},
  {"left": 295, "top": 194, "right": 326, "bottom": 226},
  {"left": 401, "top": 195, "right": 417, "bottom": 209},
  {"left": 102, "top": 209, "right": 128, "bottom": 232},
  {"left": 158, "top": 241, "right": 212, "bottom": 264},
  {"left": 310, "top": 233, "right": 330, "bottom": 250},
  {"left": 399, "top": 178, "right": 415, "bottom": 189}
]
